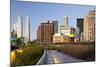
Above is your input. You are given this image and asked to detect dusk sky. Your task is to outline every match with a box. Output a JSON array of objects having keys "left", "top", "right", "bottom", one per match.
[{"left": 11, "top": 0, "right": 95, "bottom": 40}]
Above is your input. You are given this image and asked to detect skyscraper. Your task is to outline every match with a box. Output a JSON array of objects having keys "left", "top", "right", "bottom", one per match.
[
  {"left": 77, "top": 18, "right": 84, "bottom": 35},
  {"left": 51, "top": 20, "right": 58, "bottom": 33},
  {"left": 17, "top": 15, "right": 23, "bottom": 38},
  {"left": 26, "top": 16, "right": 30, "bottom": 42},
  {"left": 63, "top": 16, "right": 69, "bottom": 27},
  {"left": 60, "top": 16, "right": 70, "bottom": 35},
  {"left": 84, "top": 11, "right": 95, "bottom": 42}
]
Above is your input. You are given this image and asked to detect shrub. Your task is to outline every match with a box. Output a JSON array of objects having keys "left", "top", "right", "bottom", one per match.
[
  {"left": 52, "top": 44, "right": 95, "bottom": 61},
  {"left": 11, "top": 45, "right": 44, "bottom": 66},
  {"left": 47, "top": 45, "right": 57, "bottom": 50}
]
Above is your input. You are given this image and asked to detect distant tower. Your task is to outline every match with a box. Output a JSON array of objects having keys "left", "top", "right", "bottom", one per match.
[
  {"left": 51, "top": 20, "right": 58, "bottom": 33},
  {"left": 26, "top": 16, "right": 30, "bottom": 42},
  {"left": 60, "top": 16, "right": 70, "bottom": 35},
  {"left": 63, "top": 16, "right": 69, "bottom": 27},
  {"left": 77, "top": 18, "right": 84, "bottom": 35},
  {"left": 17, "top": 15, "right": 23, "bottom": 38}
]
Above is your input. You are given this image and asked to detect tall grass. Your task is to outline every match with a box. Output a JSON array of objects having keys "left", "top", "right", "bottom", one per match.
[
  {"left": 11, "top": 45, "right": 44, "bottom": 66},
  {"left": 56, "top": 44, "right": 95, "bottom": 61},
  {"left": 48, "top": 44, "right": 95, "bottom": 61}
]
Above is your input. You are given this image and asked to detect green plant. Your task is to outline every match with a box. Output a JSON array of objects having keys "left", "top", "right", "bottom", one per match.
[
  {"left": 56, "top": 44, "right": 95, "bottom": 61},
  {"left": 11, "top": 45, "right": 44, "bottom": 66}
]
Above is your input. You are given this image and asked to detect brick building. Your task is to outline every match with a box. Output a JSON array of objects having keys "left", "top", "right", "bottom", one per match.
[{"left": 37, "top": 21, "right": 55, "bottom": 45}]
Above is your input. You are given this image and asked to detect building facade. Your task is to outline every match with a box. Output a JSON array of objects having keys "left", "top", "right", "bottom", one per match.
[
  {"left": 37, "top": 26, "right": 42, "bottom": 44},
  {"left": 77, "top": 18, "right": 84, "bottom": 35},
  {"left": 60, "top": 26, "right": 70, "bottom": 35},
  {"left": 63, "top": 16, "right": 69, "bottom": 27},
  {"left": 70, "top": 27, "right": 76, "bottom": 34},
  {"left": 11, "top": 22, "right": 18, "bottom": 40},
  {"left": 25, "top": 16, "right": 30, "bottom": 42},
  {"left": 37, "top": 21, "right": 55, "bottom": 45},
  {"left": 17, "top": 15, "right": 23, "bottom": 38},
  {"left": 53, "top": 33, "right": 75, "bottom": 43},
  {"left": 60, "top": 16, "right": 70, "bottom": 35},
  {"left": 51, "top": 20, "right": 58, "bottom": 33},
  {"left": 11, "top": 29, "right": 17, "bottom": 40},
  {"left": 53, "top": 33, "right": 69, "bottom": 43},
  {"left": 83, "top": 11, "right": 95, "bottom": 42}
]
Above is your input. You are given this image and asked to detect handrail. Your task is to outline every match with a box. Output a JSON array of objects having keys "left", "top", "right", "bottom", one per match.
[{"left": 36, "top": 50, "right": 47, "bottom": 65}]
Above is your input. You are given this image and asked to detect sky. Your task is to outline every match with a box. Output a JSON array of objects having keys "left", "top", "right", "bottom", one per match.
[{"left": 11, "top": 0, "right": 95, "bottom": 41}]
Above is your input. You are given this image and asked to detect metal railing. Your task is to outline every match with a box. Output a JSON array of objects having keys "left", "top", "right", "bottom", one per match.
[{"left": 36, "top": 50, "right": 47, "bottom": 65}]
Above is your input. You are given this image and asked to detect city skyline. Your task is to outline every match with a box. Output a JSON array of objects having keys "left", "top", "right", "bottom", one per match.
[{"left": 11, "top": 0, "right": 95, "bottom": 40}]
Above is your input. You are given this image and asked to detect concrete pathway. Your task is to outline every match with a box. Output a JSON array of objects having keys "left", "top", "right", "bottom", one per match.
[{"left": 46, "top": 50, "right": 84, "bottom": 64}]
